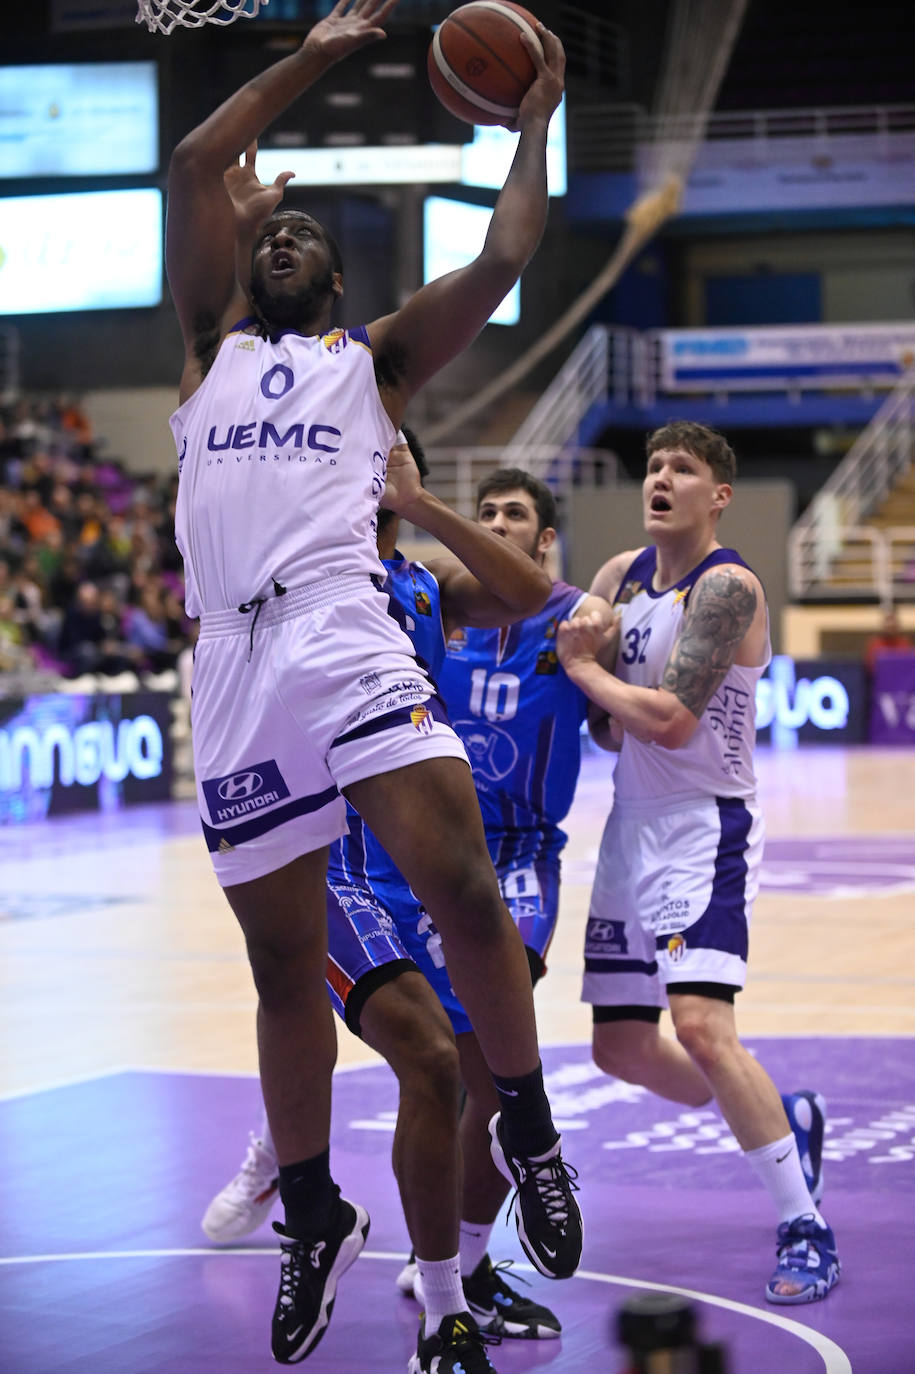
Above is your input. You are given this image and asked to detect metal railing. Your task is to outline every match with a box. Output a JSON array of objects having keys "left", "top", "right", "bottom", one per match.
[
  {"left": 568, "top": 100, "right": 915, "bottom": 174},
  {"left": 502, "top": 327, "right": 613, "bottom": 458},
  {"left": 788, "top": 372, "right": 915, "bottom": 599},
  {"left": 403, "top": 444, "right": 619, "bottom": 533},
  {"left": 785, "top": 523, "right": 915, "bottom": 603}
]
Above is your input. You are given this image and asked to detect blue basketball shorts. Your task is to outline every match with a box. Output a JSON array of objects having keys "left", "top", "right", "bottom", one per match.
[{"left": 325, "top": 869, "right": 472, "bottom": 1037}]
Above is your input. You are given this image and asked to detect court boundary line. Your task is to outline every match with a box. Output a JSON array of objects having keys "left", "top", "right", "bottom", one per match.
[
  {"left": 4, "top": 1037, "right": 914, "bottom": 1102},
  {"left": 0, "top": 1247, "right": 852, "bottom": 1374}
]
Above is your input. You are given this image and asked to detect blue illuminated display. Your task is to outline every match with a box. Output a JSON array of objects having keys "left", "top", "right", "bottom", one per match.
[
  {"left": 0, "top": 693, "right": 172, "bottom": 823},
  {"left": 755, "top": 656, "right": 867, "bottom": 748}
]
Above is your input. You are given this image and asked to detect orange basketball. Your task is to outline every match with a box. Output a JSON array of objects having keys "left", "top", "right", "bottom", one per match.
[{"left": 427, "top": 2, "right": 542, "bottom": 127}]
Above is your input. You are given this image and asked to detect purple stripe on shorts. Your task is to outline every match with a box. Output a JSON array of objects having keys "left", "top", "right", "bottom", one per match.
[
  {"left": 331, "top": 693, "right": 449, "bottom": 748},
  {"left": 677, "top": 797, "right": 751, "bottom": 957},
  {"left": 200, "top": 784, "right": 340, "bottom": 851}
]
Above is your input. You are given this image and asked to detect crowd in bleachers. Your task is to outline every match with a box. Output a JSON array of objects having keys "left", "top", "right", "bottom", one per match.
[{"left": 0, "top": 395, "right": 192, "bottom": 682}]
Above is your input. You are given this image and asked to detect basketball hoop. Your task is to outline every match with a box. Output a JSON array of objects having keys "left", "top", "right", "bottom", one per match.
[{"left": 136, "top": 0, "right": 269, "bottom": 34}]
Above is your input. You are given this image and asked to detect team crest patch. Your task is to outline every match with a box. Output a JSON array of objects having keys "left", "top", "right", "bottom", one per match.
[
  {"left": 536, "top": 649, "right": 560, "bottom": 675},
  {"left": 668, "top": 934, "right": 687, "bottom": 962},
  {"left": 410, "top": 704, "right": 434, "bottom": 735},
  {"left": 322, "top": 328, "right": 346, "bottom": 352},
  {"left": 446, "top": 628, "right": 467, "bottom": 654},
  {"left": 414, "top": 589, "right": 432, "bottom": 616}
]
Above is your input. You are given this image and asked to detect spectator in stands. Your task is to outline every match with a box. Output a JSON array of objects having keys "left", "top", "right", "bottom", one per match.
[
  {"left": 0, "top": 391, "right": 195, "bottom": 685},
  {"left": 0, "top": 591, "right": 33, "bottom": 672},
  {"left": 125, "top": 582, "right": 181, "bottom": 673},
  {"left": 58, "top": 581, "right": 135, "bottom": 678},
  {"left": 20, "top": 489, "right": 60, "bottom": 544},
  {"left": 865, "top": 607, "right": 912, "bottom": 675},
  {"left": 10, "top": 555, "right": 48, "bottom": 648},
  {"left": 0, "top": 489, "right": 28, "bottom": 555},
  {"left": 57, "top": 394, "right": 95, "bottom": 462}
]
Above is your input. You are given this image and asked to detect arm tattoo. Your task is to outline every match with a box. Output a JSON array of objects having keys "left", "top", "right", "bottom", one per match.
[{"left": 662, "top": 570, "right": 758, "bottom": 718}]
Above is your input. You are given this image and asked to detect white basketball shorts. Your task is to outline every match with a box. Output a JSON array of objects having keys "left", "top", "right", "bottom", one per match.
[
  {"left": 192, "top": 573, "right": 468, "bottom": 886},
  {"left": 581, "top": 792, "right": 764, "bottom": 1009}
]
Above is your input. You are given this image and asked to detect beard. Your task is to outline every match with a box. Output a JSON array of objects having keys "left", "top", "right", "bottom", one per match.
[{"left": 250, "top": 265, "right": 336, "bottom": 331}]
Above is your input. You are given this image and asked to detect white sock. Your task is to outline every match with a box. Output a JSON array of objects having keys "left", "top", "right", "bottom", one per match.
[
  {"left": 459, "top": 1220, "right": 493, "bottom": 1278},
  {"left": 416, "top": 1254, "right": 464, "bottom": 1334},
  {"left": 744, "top": 1133, "right": 825, "bottom": 1226}
]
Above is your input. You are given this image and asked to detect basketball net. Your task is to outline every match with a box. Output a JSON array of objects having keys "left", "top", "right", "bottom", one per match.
[
  {"left": 136, "top": 0, "right": 269, "bottom": 34},
  {"left": 425, "top": 0, "right": 749, "bottom": 445}
]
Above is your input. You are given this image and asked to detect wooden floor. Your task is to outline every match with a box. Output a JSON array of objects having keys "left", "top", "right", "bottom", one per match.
[
  {"left": 2, "top": 743, "right": 914, "bottom": 1374},
  {"left": 2, "top": 743, "right": 913, "bottom": 1098}
]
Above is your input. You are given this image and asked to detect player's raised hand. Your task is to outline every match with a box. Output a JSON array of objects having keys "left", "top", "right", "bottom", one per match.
[
  {"left": 303, "top": 0, "right": 399, "bottom": 65},
  {"left": 505, "top": 24, "right": 565, "bottom": 133},
  {"left": 224, "top": 144, "right": 294, "bottom": 235},
  {"left": 379, "top": 437, "right": 423, "bottom": 516}
]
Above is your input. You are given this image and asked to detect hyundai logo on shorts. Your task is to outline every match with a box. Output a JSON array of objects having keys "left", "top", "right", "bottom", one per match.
[
  {"left": 202, "top": 759, "right": 291, "bottom": 824},
  {"left": 217, "top": 771, "right": 263, "bottom": 800}
]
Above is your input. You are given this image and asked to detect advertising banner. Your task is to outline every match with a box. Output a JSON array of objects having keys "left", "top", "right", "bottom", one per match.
[
  {"left": 869, "top": 652, "right": 915, "bottom": 745},
  {"left": 658, "top": 323, "right": 915, "bottom": 392},
  {"left": 755, "top": 656, "right": 868, "bottom": 748},
  {"left": 0, "top": 691, "right": 173, "bottom": 824},
  {"left": 646, "top": 131, "right": 915, "bottom": 215}
]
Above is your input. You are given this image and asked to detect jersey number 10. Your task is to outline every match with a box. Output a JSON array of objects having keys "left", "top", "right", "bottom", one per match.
[{"left": 469, "top": 669, "right": 521, "bottom": 722}]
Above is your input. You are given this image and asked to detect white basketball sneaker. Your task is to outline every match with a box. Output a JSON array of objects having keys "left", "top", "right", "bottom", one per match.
[{"left": 201, "top": 1133, "right": 280, "bottom": 1242}]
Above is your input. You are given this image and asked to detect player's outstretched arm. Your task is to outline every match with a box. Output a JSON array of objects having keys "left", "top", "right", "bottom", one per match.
[
  {"left": 367, "top": 25, "right": 565, "bottom": 420},
  {"left": 167, "top": 0, "right": 397, "bottom": 392},
  {"left": 381, "top": 441, "right": 550, "bottom": 628}
]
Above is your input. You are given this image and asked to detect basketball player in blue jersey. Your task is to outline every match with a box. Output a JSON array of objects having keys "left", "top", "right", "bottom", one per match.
[
  {"left": 556, "top": 420, "right": 841, "bottom": 1307},
  {"left": 166, "top": 2, "right": 579, "bottom": 1366},
  {"left": 439, "top": 468, "right": 612, "bottom": 986}
]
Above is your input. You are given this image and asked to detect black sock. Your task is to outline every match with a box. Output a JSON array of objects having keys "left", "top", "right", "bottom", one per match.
[
  {"left": 277, "top": 1148, "right": 341, "bottom": 1239},
  {"left": 491, "top": 1062, "right": 558, "bottom": 1158}
]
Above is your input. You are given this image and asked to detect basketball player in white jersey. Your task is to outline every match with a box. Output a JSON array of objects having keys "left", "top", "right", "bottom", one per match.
[
  {"left": 166, "top": 1, "right": 580, "bottom": 1366},
  {"left": 556, "top": 421, "right": 841, "bottom": 1306}
]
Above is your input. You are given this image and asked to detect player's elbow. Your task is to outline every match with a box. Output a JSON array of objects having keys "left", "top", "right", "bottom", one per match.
[
  {"left": 169, "top": 132, "right": 222, "bottom": 185},
  {"left": 655, "top": 710, "right": 700, "bottom": 751},
  {"left": 169, "top": 135, "right": 204, "bottom": 186},
  {"left": 478, "top": 242, "right": 531, "bottom": 287},
  {"left": 514, "top": 564, "right": 552, "bottom": 615}
]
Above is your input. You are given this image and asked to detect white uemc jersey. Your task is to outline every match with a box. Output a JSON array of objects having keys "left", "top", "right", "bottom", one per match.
[
  {"left": 611, "top": 546, "right": 771, "bottom": 803},
  {"left": 171, "top": 321, "right": 397, "bottom": 617}
]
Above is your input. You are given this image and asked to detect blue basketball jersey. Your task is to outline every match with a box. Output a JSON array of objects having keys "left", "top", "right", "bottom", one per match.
[
  {"left": 328, "top": 553, "right": 446, "bottom": 897},
  {"left": 437, "top": 581, "right": 588, "bottom": 861}
]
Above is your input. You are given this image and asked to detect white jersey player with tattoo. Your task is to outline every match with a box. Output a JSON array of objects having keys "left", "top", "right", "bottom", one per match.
[{"left": 557, "top": 420, "right": 840, "bottom": 1309}]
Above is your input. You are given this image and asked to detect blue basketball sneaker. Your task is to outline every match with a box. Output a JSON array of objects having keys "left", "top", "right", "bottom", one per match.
[
  {"left": 766, "top": 1214, "right": 840, "bottom": 1305},
  {"left": 781, "top": 1090, "right": 826, "bottom": 1205}
]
